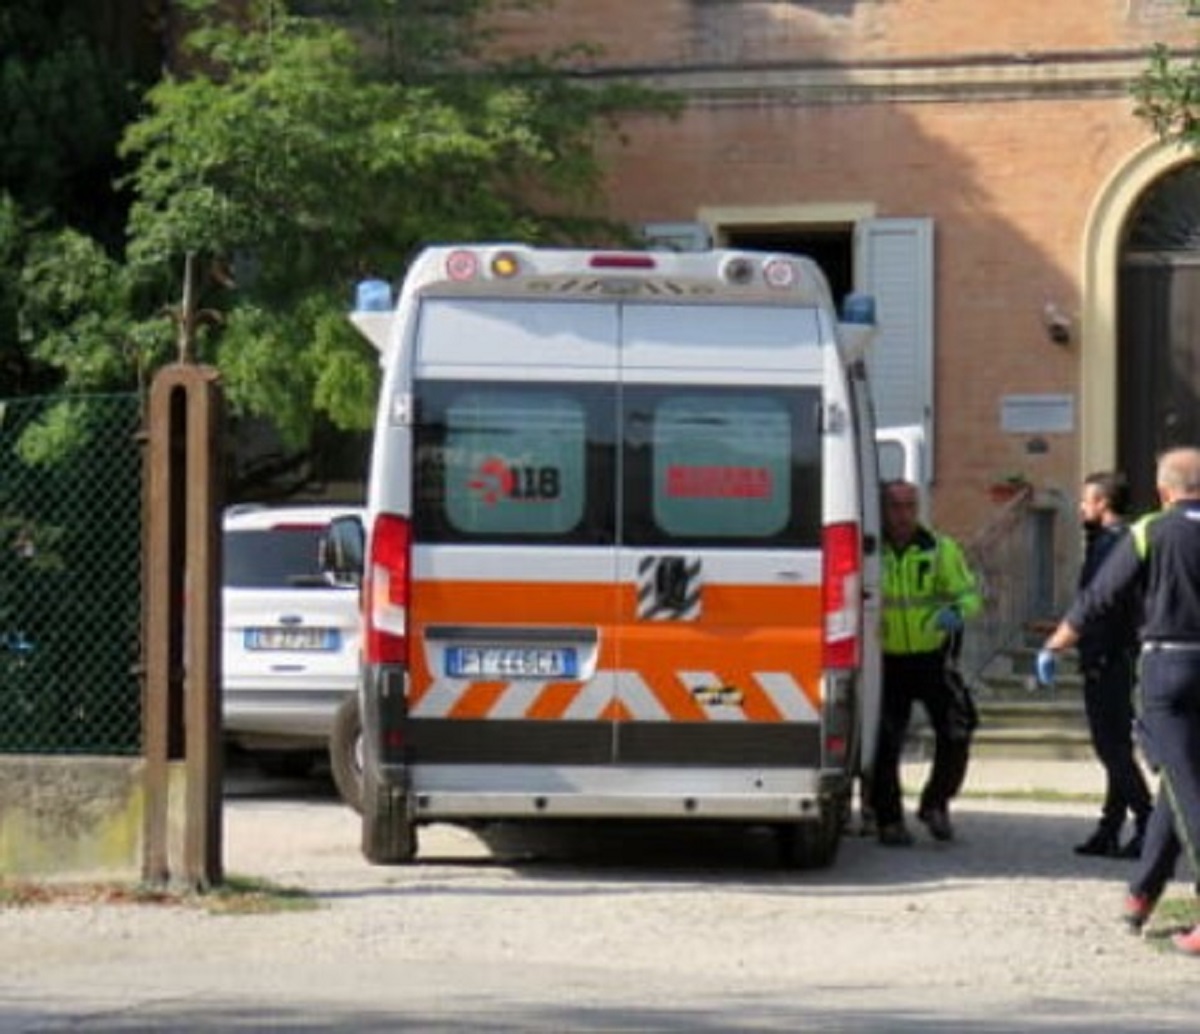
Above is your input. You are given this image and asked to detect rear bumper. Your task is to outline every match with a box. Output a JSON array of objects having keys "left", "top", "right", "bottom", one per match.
[
  {"left": 380, "top": 762, "right": 846, "bottom": 822},
  {"left": 223, "top": 687, "right": 351, "bottom": 748}
]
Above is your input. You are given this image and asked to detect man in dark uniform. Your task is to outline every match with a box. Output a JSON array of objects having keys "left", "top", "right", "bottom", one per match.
[
  {"left": 1037, "top": 447, "right": 1200, "bottom": 955},
  {"left": 1071, "top": 471, "right": 1152, "bottom": 858}
]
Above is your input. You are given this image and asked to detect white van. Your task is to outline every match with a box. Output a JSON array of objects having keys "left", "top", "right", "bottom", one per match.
[{"left": 329, "top": 245, "right": 913, "bottom": 868}]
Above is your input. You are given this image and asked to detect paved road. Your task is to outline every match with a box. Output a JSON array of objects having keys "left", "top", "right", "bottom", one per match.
[{"left": 2, "top": 761, "right": 1199, "bottom": 1032}]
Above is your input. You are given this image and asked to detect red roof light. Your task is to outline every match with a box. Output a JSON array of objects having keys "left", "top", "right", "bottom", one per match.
[{"left": 588, "top": 254, "right": 657, "bottom": 270}]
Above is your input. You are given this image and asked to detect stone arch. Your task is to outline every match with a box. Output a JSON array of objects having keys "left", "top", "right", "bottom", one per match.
[{"left": 1081, "top": 139, "right": 1196, "bottom": 476}]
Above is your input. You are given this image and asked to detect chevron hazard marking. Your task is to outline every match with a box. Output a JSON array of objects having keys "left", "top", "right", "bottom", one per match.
[{"left": 755, "top": 672, "right": 819, "bottom": 721}]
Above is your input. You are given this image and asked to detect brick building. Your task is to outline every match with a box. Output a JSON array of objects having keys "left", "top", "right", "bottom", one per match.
[{"left": 489, "top": 0, "right": 1200, "bottom": 612}]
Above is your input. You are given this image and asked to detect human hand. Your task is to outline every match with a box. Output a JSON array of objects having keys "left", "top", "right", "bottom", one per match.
[
  {"left": 934, "top": 607, "right": 964, "bottom": 633},
  {"left": 1035, "top": 648, "right": 1057, "bottom": 687}
]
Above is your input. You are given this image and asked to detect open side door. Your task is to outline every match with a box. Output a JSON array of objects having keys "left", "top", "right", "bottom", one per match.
[
  {"left": 875, "top": 423, "right": 929, "bottom": 522},
  {"left": 853, "top": 420, "right": 926, "bottom": 773}
]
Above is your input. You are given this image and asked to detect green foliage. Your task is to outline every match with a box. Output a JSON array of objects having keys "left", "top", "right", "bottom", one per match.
[
  {"left": 0, "top": 0, "right": 150, "bottom": 241},
  {"left": 1132, "top": 44, "right": 1200, "bottom": 141},
  {"left": 4, "top": 0, "right": 678, "bottom": 492},
  {"left": 113, "top": 0, "right": 675, "bottom": 443}
]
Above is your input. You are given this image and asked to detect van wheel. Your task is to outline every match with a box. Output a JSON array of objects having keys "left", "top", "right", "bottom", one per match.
[
  {"left": 776, "top": 808, "right": 842, "bottom": 870},
  {"left": 329, "top": 695, "right": 363, "bottom": 814},
  {"left": 361, "top": 764, "right": 417, "bottom": 865}
]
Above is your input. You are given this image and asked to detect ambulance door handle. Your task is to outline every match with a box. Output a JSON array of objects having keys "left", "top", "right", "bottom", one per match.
[
  {"left": 655, "top": 556, "right": 690, "bottom": 610},
  {"left": 775, "top": 570, "right": 801, "bottom": 582}
]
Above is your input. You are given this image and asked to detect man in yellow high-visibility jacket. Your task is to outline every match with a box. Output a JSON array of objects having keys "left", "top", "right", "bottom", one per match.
[{"left": 872, "top": 479, "right": 982, "bottom": 846}]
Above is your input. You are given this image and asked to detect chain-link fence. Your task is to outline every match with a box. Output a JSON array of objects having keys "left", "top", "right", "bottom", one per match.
[{"left": 0, "top": 394, "right": 143, "bottom": 755}]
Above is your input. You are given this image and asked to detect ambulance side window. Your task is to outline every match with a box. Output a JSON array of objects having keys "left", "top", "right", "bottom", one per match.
[
  {"left": 413, "top": 380, "right": 615, "bottom": 544},
  {"left": 623, "top": 386, "right": 821, "bottom": 547}
]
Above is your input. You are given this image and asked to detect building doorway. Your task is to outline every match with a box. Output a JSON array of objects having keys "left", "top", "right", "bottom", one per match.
[
  {"left": 1118, "top": 163, "right": 1200, "bottom": 511},
  {"left": 722, "top": 226, "right": 854, "bottom": 306}
]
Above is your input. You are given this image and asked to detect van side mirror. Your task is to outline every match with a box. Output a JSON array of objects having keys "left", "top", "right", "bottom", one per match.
[{"left": 320, "top": 515, "right": 365, "bottom": 587}]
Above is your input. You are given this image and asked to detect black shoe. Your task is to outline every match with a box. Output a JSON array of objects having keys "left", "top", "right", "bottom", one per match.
[
  {"left": 1074, "top": 827, "right": 1121, "bottom": 857},
  {"left": 918, "top": 805, "right": 954, "bottom": 842}
]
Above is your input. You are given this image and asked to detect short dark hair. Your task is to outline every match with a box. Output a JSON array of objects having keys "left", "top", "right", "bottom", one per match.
[{"left": 1083, "top": 470, "right": 1130, "bottom": 516}]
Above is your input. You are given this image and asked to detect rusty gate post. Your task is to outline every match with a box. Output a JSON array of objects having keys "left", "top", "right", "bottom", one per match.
[{"left": 143, "top": 363, "right": 224, "bottom": 889}]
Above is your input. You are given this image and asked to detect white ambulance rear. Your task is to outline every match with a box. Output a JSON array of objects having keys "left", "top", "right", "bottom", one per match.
[{"left": 336, "top": 245, "right": 894, "bottom": 869}]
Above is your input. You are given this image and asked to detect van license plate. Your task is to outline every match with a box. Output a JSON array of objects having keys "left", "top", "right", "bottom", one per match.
[
  {"left": 446, "top": 647, "right": 577, "bottom": 679},
  {"left": 246, "top": 628, "right": 339, "bottom": 652}
]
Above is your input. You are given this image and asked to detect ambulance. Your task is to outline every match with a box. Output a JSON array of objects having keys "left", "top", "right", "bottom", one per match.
[{"left": 329, "top": 244, "right": 915, "bottom": 868}]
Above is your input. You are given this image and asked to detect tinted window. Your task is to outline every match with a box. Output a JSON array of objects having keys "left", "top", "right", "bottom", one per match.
[
  {"left": 624, "top": 386, "right": 821, "bottom": 547},
  {"left": 414, "top": 381, "right": 615, "bottom": 544},
  {"left": 224, "top": 528, "right": 329, "bottom": 588}
]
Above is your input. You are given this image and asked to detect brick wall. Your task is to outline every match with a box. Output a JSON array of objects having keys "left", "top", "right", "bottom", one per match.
[{"left": 486, "top": 0, "right": 1200, "bottom": 554}]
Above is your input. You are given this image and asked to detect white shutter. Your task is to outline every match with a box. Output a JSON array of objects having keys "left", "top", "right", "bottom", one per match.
[{"left": 855, "top": 217, "right": 935, "bottom": 475}]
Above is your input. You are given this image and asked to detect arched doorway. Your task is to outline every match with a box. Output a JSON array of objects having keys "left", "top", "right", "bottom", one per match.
[{"left": 1119, "top": 163, "right": 1200, "bottom": 511}]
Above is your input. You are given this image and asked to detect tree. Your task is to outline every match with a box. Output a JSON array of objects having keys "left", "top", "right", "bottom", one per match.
[
  {"left": 6, "top": 0, "right": 674, "bottom": 496},
  {"left": 114, "top": 0, "right": 673, "bottom": 450},
  {"left": 1132, "top": 3, "right": 1200, "bottom": 143},
  {"left": 0, "top": 0, "right": 161, "bottom": 398}
]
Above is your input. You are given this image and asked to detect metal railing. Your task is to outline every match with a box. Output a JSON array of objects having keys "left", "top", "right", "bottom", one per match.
[{"left": 960, "top": 486, "right": 1046, "bottom": 682}]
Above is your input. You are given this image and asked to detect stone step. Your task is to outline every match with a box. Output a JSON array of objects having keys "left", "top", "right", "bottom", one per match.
[
  {"left": 905, "top": 643, "right": 1095, "bottom": 759},
  {"left": 977, "top": 700, "right": 1084, "bottom": 732},
  {"left": 907, "top": 721, "right": 1095, "bottom": 762}
]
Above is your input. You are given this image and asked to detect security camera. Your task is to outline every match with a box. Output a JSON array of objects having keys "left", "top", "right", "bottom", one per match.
[{"left": 1042, "top": 303, "right": 1072, "bottom": 346}]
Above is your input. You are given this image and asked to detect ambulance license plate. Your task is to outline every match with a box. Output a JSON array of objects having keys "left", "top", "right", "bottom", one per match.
[{"left": 445, "top": 646, "right": 577, "bottom": 679}]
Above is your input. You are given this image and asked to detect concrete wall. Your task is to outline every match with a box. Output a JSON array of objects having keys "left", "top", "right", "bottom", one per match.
[{"left": 0, "top": 757, "right": 144, "bottom": 883}]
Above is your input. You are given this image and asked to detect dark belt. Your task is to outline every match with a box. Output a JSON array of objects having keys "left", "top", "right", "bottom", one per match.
[{"left": 1141, "top": 641, "right": 1200, "bottom": 653}]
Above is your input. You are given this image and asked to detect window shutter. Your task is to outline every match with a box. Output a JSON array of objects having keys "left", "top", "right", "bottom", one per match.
[{"left": 855, "top": 218, "right": 935, "bottom": 475}]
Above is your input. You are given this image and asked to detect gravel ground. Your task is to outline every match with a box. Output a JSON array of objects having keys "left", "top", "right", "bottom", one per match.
[{"left": 2, "top": 767, "right": 1200, "bottom": 1032}]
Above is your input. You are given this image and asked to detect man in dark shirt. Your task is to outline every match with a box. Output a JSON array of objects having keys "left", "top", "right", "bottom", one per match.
[
  {"left": 1071, "top": 472, "right": 1152, "bottom": 858},
  {"left": 1037, "top": 447, "right": 1200, "bottom": 955}
]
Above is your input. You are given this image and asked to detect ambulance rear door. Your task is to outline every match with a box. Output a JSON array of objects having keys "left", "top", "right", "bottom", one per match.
[
  {"left": 405, "top": 296, "right": 622, "bottom": 783},
  {"left": 615, "top": 300, "right": 827, "bottom": 809}
]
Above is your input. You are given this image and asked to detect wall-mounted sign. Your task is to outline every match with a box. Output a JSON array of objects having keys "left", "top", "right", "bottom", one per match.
[{"left": 1000, "top": 394, "right": 1074, "bottom": 434}]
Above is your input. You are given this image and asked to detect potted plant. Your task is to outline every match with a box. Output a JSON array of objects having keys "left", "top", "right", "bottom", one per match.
[{"left": 988, "top": 473, "right": 1031, "bottom": 503}]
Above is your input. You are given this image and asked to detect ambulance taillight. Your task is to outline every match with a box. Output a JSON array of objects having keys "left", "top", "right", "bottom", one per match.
[
  {"left": 821, "top": 521, "right": 862, "bottom": 669},
  {"left": 364, "top": 513, "right": 411, "bottom": 665}
]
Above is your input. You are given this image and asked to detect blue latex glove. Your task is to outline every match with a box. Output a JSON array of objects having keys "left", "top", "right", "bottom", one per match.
[
  {"left": 1035, "top": 648, "right": 1057, "bottom": 687},
  {"left": 933, "top": 607, "right": 964, "bottom": 633}
]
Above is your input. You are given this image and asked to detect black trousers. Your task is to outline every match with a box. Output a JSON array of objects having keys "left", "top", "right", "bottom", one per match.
[
  {"left": 1129, "top": 649, "right": 1200, "bottom": 901},
  {"left": 870, "top": 651, "right": 972, "bottom": 828},
  {"left": 1082, "top": 651, "right": 1152, "bottom": 836}
]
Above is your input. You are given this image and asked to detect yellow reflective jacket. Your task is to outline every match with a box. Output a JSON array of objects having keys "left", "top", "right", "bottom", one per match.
[{"left": 882, "top": 526, "right": 982, "bottom": 655}]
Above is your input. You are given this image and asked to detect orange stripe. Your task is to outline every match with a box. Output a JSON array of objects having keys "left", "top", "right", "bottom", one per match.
[
  {"left": 409, "top": 579, "right": 824, "bottom": 717},
  {"left": 526, "top": 683, "right": 582, "bottom": 720},
  {"left": 413, "top": 580, "right": 621, "bottom": 624},
  {"left": 412, "top": 579, "right": 819, "bottom": 625},
  {"left": 635, "top": 669, "right": 709, "bottom": 721},
  {"left": 600, "top": 697, "right": 633, "bottom": 722},
  {"left": 449, "top": 681, "right": 507, "bottom": 719}
]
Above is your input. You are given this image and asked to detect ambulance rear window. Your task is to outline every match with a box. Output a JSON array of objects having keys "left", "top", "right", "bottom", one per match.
[
  {"left": 623, "top": 386, "right": 821, "bottom": 547},
  {"left": 414, "top": 381, "right": 615, "bottom": 544}
]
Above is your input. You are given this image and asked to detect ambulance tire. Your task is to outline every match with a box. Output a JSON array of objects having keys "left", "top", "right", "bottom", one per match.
[
  {"left": 776, "top": 808, "right": 842, "bottom": 870},
  {"left": 361, "top": 764, "right": 417, "bottom": 865},
  {"left": 329, "top": 694, "right": 363, "bottom": 814}
]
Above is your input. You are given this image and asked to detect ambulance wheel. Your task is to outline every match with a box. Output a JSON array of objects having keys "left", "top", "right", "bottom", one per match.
[
  {"left": 361, "top": 765, "right": 417, "bottom": 865},
  {"left": 776, "top": 810, "right": 841, "bottom": 870},
  {"left": 329, "top": 694, "right": 363, "bottom": 814}
]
